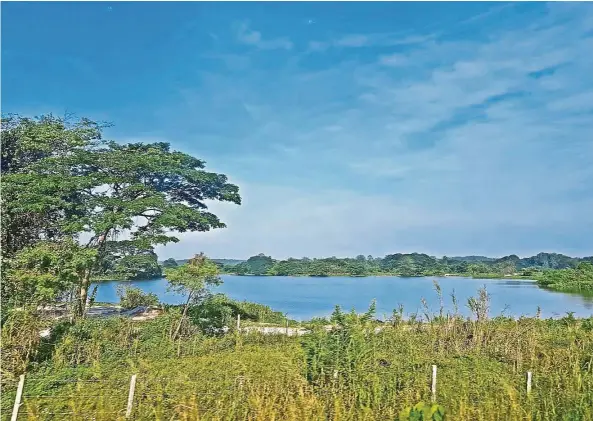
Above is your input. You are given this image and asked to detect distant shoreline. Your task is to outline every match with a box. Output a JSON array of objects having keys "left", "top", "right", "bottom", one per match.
[{"left": 97, "top": 273, "right": 537, "bottom": 281}]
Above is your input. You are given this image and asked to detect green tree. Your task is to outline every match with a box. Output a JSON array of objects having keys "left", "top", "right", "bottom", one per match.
[
  {"left": 162, "top": 258, "right": 179, "bottom": 269},
  {"left": 98, "top": 241, "right": 162, "bottom": 280},
  {"left": 398, "top": 256, "right": 418, "bottom": 277},
  {"left": 348, "top": 260, "right": 367, "bottom": 276},
  {"left": 165, "top": 253, "right": 222, "bottom": 339},
  {"left": 7, "top": 239, "right": 96, "bottom": 310},
  {"left": 113, "top": 254, "right": 162, "bottom": 280},
  {"left": 245, "top": 253, "right": 275, "bottom": 275},
  {"left": 1, "top": 114, "right": 104, "bottom": 308},
  {"left": 3, "top": 115, "right": 240, "bottom": 317},
  {"left": 309, "top": 259, "right": 330, "bottom": 277},
  {"left": 116, "top": 285, "right": 159, "bottom": 309},
  {"left": 468, "top": 263, "right": 490, "bottom": 276}
]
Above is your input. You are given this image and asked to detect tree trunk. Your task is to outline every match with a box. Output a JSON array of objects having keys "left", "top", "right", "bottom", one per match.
[
  {"left": 76, "top": 269, "right": 91, "bottom": 318},
  {"left": 74, "top": 231, "right": 109, "bottom": 319},
  {"left": 172, "top": 291, "right": 193, "bottom": 340}
]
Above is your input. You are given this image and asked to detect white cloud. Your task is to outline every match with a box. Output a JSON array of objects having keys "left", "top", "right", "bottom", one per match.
[
  {"left": 308, "top": 32, "right": 435, "bottom": 53},
  {"left": 335, "top": 34, "right": 369, "bottom": 47},
  {"left": 236, "top": 21, "right": 293, "bottom": 50},
  {"left": 156, "top": 3, "right": 593, "bottom": 259},
  {"left": 379, "top": 53, "right": 409, "bottom": 67}
]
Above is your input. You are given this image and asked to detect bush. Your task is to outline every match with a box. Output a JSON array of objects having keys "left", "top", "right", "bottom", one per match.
[
  {"left": 187, "top": 293, "right": 289, "bottom": 334},
  {"left": 116, "top": 285, "right": 159, "bottom": 309},
  {"left": 399, "top": 402, "right": 446, "bottom": 421},
  {"left": 1, "top": 310, "right": 43, "bottom": 382}
]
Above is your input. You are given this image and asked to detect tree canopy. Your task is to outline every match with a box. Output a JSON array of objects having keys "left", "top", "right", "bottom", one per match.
[
  {"left": 165, "top": 253, "right": 222, "bottom": 339},
  {"left": 220, "top": 252, "right": 592, "bottom": 278},
  {"left": 1, "top": 114, "right": 241, "bottom": 316},
  {"left": 162, "top": 258, "right": 179, "bottom": 269}
]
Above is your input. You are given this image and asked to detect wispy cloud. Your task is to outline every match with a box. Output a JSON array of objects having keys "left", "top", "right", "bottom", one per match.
[
  {"left": 235, "top": 21, "right": 293, "bottom": 50},
  {"left": 308, "top": 32, "right": 434, "bottom": 52},
  {"left": 154, "top": 3, "right": 593, "bottom": 258},
  {"left": 378, "top": 53, "right": 410, "bottom": 67},
  {"left": 8, "top": 3, "right": 591, "bottom": 257}
]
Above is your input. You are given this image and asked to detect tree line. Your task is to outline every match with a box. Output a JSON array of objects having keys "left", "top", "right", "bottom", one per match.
[{"left": 214, "top": 252, "right": 593, "bottom": 278}]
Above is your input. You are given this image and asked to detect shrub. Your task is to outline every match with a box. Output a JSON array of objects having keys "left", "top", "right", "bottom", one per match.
[
  {"left": 116, "top": 285, "right": 159, "bottom": 309},
  {"left": 1, "top": 310, "right": 43, "bottom": 381},
  {"left": 399, "top": 402, "right": 447, "bottom": 421}
]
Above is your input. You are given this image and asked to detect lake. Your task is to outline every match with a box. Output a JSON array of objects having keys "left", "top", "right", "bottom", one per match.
[{"left": 93, "top": 275, "right": 593, "bottom": 321}]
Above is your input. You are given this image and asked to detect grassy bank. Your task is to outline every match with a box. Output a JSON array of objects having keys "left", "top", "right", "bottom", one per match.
[{"left": 2, "top": 302, "right": 592, "bottom": 420}]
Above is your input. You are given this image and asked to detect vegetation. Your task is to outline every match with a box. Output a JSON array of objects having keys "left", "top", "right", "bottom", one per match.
[
  {"left": 399, "top": 402, "right": 447, "bottom": 421},
  {"left": 186, "top": 294, "right": 292, "bottom": 332},
  {"left": 2, "top": 112, "right": 592, "bottom": 420},
  {"left": 116, "top": 286, "right": 159, "bottom": 310},
  {"left": 161, "top": 258, "right": 179, "bottom": 269},
  {"left": 221, "top": 252, "right": 593, "bottom": 280},
  {"left": 95, "top": 241, "right": 162, "bottom": 281},
  {"left": 164, "top": 253, "right": 222, "bottom": 339},
  {"left": 2, "top": 290, "right": 592, "bottom": 420},
  {"left": 1, "top": 114, "right": 240, "bottom": 317},
  {"left": 537, "top": 262, "right": 593, "bottom": 295}
]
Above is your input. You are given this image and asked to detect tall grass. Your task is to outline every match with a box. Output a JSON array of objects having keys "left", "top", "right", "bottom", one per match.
[{"left": 2, "top": 289, "right": 592, "bottom": 420}]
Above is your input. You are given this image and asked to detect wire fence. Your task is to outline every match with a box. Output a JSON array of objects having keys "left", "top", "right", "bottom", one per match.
[{"left": 3, "top": 365, "right": 536, "bottom": 420}]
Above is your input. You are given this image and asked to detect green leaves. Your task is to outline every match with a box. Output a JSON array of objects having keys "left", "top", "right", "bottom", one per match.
[
  {"left": 165, "top": 253, "right": 221, "bottom": 297},
  {"left": 116, "top": 285, "right": 159, "bottom": 309},
  {"left": 537, "top": 262, "right": 593, "bottom": 294},
  {"left": 5, "top": 114, "right": 241, "bottom": 250},
  {"left": 398, "top": 402, "right": 447, "bottom": 421},
  {"left": 2, "top": 113, "right": 241, "bottom": 315},
  {"left": 162, "top": 258, "right": 179, "bottom": 268},
  {"left": 7, "top": 240, "right": 97, "bottom": 308}
]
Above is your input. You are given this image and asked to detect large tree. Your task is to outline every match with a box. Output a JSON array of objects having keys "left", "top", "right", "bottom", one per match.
[
  {"left": 1, "top": 115, "right": 104, "bottom": 254},
  {"left": 1, "top": 114, "right": 105, "bottom": 308},
  {"left": 3, "top": 114, "right": 241, "bottom": 316}
]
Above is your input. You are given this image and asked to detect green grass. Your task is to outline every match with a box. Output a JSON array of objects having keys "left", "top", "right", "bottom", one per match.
[{"left": 2, "top": 303, "right": 593, "bottom": 421}]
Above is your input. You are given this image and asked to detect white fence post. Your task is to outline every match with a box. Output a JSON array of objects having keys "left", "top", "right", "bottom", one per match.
[
  {"left": 11, "top": 374, "right": 25, "bottom": 421},
  {"left": 526, "top": 371, "right": 532, "bottom": 395},
  {"left": 236, "top": 314, "right": 241, "bottom": 332},
  {"left": 125, "top": 374, "right": 137, "bottom": 419},
  {"left": 431, "top": 365, "right": 437, "bottom": 403}
]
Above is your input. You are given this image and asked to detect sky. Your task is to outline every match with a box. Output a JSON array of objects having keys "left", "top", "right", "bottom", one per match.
[{"left": 2, "top": 2, "right": 593, "bottom": 260}]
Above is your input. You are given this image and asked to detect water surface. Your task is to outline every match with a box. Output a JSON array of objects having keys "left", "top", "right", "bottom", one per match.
[{"left": 93, "top": 275, "right": 593, "bottom": 320}]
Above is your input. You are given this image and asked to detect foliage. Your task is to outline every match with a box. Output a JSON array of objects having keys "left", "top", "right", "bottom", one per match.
[
  {"left": 2, "top": 114, "right": 240, "bottom": 316},
  {"left": 98, "top": 241, "right": 162, "bottom": 280},
  {"left": 187, "top": 294, "right": 290, "bottom": 332},
  {"left": 537, "top": 262, "right": 593, "bottom": 294},
  {"left": 116, "top": 285, "right": 159, "bottom": 309},
  {"left": 221, "top": 251, "right": 593, "bottom": 280},
  {"left": 6, "top": 240, "right": 96, "bottom": 309},
  {"left": 161, "top": 257, "right": 179, "bottom": 268},
  {"left": 3, "top": 307, "right": 592, "bottom": 420},
  {"left": 399, "top": 402, "right": 447, "bottom": 421},
  {"left": 301, "top": 301, "right": 378, "bottom": 386},
  {"left": 0, "top": 114, "right": 102, "bottom": 258},
  {"left": 165, "top": 253, "right": 221, "bottom": 298},
  {"left": 1, "top": 114, "right": 103, "bottom": 310},
  {"left": 233, "top": 253, "right": 275, "bottom": 275},
  {"left": 0, "top": 310, "right": 44, "bottom": 382},
  {"left": 165, "top": 253, "right": 222, "bottom": 339}
]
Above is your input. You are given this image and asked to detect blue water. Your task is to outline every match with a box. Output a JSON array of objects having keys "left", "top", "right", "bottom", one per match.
[{"left": 93, "top": 275, "right": 593, "bottom": 321}]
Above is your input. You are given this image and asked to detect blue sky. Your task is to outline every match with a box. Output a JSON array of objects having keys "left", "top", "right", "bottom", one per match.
[{"left": 2, "top": 2, "right": 593, "bottom": 259}]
